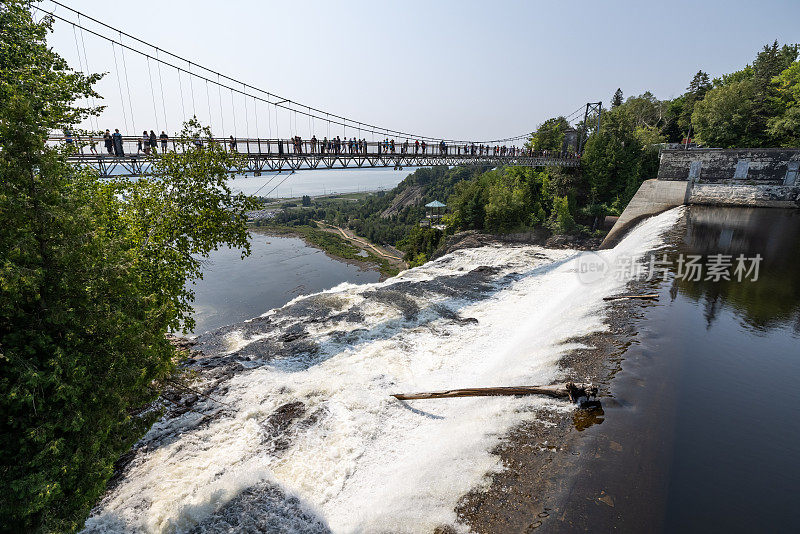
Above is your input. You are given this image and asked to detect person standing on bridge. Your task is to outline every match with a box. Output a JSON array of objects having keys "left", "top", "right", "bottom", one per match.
[
  {"left": 112, "top": 129, "right": 124, "bottom": 156},
  {"left": 141, "top": 131, "right": 150, "bottom": 155},
  {"left": 229, "top": 135, "right": 237, "bottom": 152},
  {"left": 414, "top": 139, "right": 419, "bottom": 154},
  {"left": 160, "top": 131, "right": 168, "bottom": 153},
  {"left": 421, "top": 141, "right": 426, "bottom": 154},
  {"left": 149, "top": 131, "right": 157, "bottom": 154},
  {"left": 104, "top": 130, "right": 113, "bottom": 155},
  {"left": 311, "top": 135, "right": 317, "bottom": 154}
]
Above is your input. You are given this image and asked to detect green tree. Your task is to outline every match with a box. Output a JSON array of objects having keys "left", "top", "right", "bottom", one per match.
[
  {"left": 768, "top": 60, "right": 800, "bottom": 146},
  {"left": 619, "top": 91, "right": 663, "bottom": 129},
  {"left": 692, "top": 79, "right": 757, "bottom": 147},
  {"left": 581, "top": 109, "right": 644, "bottom": 205},
  {"left": 526, "top": 116, "right": 570, "bottom": 152},
  {"left": 694, "top": 42, "right": 798, "bottom": 147},
  {"left": 611, "top": 88, "right": 624, "bottom": 108},
  {"left": 549, "top": 195, "right": 576, "bottom": 234},
  {"left": 484, "top": 171, "right": 528, "bottom": 232},
  {"left": 0, "top": 2, "right": 256, "bottom": 531}
]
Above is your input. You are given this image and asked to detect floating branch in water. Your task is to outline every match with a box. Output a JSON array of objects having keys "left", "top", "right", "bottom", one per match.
[
  {"left": 602, "top": 294, "right": 659, "bottom": 301},
  {"left": 392, "top": 382, "right": 597, "bottom": 403}
]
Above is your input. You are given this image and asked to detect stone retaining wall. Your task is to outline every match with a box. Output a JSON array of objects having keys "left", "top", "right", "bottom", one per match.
[
  {"left": 689, "top": 183, "right": 800, "bottom": 208},
  {"left": 657, "top": 148, "right": 800, "bottom": 184}
]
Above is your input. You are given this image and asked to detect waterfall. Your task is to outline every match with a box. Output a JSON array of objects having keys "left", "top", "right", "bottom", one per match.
[{"left": 83, "top": 208, "right": 683, "bottom": 534}]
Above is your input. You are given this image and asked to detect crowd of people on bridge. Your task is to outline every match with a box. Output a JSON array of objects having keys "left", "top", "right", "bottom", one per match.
[{"left": 61, "top": 129, "right": 580, "bottom": 160}]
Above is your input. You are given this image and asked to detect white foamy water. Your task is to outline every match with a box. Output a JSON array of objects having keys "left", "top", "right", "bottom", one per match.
[{"left": 83, "top": 208, "right": 682, "bottom": 533}]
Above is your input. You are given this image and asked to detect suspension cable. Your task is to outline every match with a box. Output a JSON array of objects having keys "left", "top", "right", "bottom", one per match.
[
  {"left": 146, "top": 57, "right": 159, "bottom": 131},
  {"left": 110, "top": 42, "right": 129, "bottom": 133},
  {"left": 38, "top": 1, "right": 524, "bottom": 144},
  {"left": 70, "top": 22, "right": 91, "bottom": 130},
  {"left": 156, "top": 49, "right": 168, "bottom": 133},
  {"left": 254, "top": 96, "right": 259, "bottom": 139},
  {"left": 118, "top": 31, "right": 135, "bottom": 132},
  {"left": 75, "top": 14, "right": 98, "bottom": 131},
  {"left": 188, "top": 62, "right": 196, "bottom": 117},
  {"left": 205, "top": 80, "right": 213, "bottom": 132},
  {"left": 243, "top": 83, "right": 250, "bottom": 139},
  {"left": 267, "top": 101, "right": 272, "bottom": 138},
  {"left": 177, "top": 69, "right": 186, "bottom": 125},
  {"left": 217, "top": 74, "right": 225, "bottom": 135},
  {"left": 230, "top": 89, "right": 237, "bottom": 137}
]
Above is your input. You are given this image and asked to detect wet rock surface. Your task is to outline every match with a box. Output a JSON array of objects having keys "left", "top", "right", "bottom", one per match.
[{"left": 434, "top": 230, "right": 601, "bottom": 260}]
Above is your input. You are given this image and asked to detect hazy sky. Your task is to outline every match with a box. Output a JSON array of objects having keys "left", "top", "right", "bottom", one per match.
[{"left": 42, "top": 0, "right": 800, "bottom": 141}]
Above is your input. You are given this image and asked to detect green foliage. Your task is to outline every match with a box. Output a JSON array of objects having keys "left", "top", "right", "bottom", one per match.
[
  {"left": 768, "top": 60, "right": 800, "bottom": 146},
  {"left": 301, "top": 195, "right": 312, "bottom": 206},
  {"left": 611, "top": 88, "right": 624, "bottom": 108},
  {"left": 107, "top": 119, "right": 258, "bottom": 333},
  {"left": 448, "top": 166, "right": 575, "bottom": 234},
  {"left": 0, "top": 2, "right": 255, "bottom": 531},
  {"left": 526, "top": 116, "right": 570, "bottom": 152},
  {"left": 692, "top": 79, "right": 757, "bottom": 147},
  {"left": 397, "top": 226, "right": 443, "bottom": 266},
  {"left": 693, "top": 41, "right": 799, "bottom": 147},
  {"left": 549, "top": 196, "right": 576, "bottom": 234},
  {"left": 581, "top": 108, "right": 644, "bottom": 205}
]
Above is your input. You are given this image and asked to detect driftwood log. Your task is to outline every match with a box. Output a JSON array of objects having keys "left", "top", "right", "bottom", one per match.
[
  {"left": 602, "top": 293, "right": 659, "bottom": 301},
  {"left": 392, "top": 382, "right": 597, "bottom": 403}
]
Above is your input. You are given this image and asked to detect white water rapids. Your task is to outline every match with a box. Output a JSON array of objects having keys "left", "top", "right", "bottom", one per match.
[{"left": 83, "top": 208, "right": 682, "bottom": 533}]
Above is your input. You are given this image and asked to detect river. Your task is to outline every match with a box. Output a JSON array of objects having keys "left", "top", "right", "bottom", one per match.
[
  {"left": 190, "top": 234, "right": 381, "bottom": 335},
  {"left": 226, "top": 167, "right": 417, "bottom": 198},
  {"left": 545, "top": 205, "right": 800, "bottom": 533}
]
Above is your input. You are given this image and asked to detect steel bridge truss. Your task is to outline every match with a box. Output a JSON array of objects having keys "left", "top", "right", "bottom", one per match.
[{"left": 67, "top": 152, "right": 579, "bottom": 178}]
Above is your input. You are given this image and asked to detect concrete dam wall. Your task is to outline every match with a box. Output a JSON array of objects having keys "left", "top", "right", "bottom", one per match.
[{"left": 601, "top": 148, "right": 800, "bottom": 248}]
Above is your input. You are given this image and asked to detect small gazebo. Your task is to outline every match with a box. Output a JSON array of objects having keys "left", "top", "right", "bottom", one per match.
[{"left": 425, "top": 200, "right": 446, "bottom": 222}]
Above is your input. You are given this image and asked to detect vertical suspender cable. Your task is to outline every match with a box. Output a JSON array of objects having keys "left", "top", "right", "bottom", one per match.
[
  {"left": 267, "top": 101, "right": 272, "bottom": 139},
  {"left": 243, "top": 84, "right": 250, "bottom": 139},
  {"left": 254, "top": 96, "right": 259, "bottom": 139},
  {"left": 217, "top": 74, "right": 225, "bottom": 136},
  {"left": 188, "top": 62, "right": 196, "bottom": 117},
  {"left": 205, "top": 80, "right": 213, "bottom": 132},
  {"left": 119, "top": 31, "right": 135, "bottom": 132},
  {"left": 71, "top": 23, "right": 93, "bottom": 131},
  {"left": 146, "top": 57, "right": 159, "bottom": 131},
  {"left": 177, "top": 69, "right": 187, "bottom": 126},
  {"left": 230, "top": 89, "right": 238, "bottom": 137},
  {"left": 75, "top": 15, "right": 98, "bottom": 131},
  {"left": 274, "top": 103, "right": 278, "bottom": 140},
  {"left": 156, "top": 49, "right": 168, "bottom": 134},
  {"left": 111, "top": 42, "right": 129, "bottom": 133}
]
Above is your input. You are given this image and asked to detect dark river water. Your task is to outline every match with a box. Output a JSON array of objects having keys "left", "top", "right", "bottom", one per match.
[
  {"left": 189, "top": 233, "right": 380, "bottom": 334},
  {"left": 662, "top": 206, "right": 800, "bottom": 531},
  {"left": 559, "top": 206, "right": 800, "bottom": 533}
]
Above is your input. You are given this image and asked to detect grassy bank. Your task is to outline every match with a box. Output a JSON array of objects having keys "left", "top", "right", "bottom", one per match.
[{"left": 251, "top": 223, "right": 400, "bottom": 278}]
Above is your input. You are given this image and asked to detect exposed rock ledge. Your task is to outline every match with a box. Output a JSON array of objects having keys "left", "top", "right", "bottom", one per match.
[{"left": 432, "top": 230, "right": 602, "bottom": 260}]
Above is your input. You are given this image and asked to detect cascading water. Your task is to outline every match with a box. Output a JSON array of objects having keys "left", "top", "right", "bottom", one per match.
[{"left": 83, "top": 208, "right": 683, "bottom": 533}]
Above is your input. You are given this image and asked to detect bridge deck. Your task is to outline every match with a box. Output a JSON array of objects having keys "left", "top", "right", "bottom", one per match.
[{"left": 55, "top": 136, "right": 580, "bottom": 178}]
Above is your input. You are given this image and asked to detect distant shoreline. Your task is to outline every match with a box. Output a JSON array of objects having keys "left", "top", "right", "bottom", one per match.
[{"left": 249, "top": 224, "right": 403, "bottom": 279}]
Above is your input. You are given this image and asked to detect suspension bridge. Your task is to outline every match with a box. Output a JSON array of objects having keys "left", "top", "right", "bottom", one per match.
[{"left": 38, "top": 1, "right": 591, "bottom": 183}]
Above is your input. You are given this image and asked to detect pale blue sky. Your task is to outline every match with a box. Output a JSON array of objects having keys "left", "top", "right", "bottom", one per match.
[{"left": 43, "top": 0, "right": 800, "bottom": 141}]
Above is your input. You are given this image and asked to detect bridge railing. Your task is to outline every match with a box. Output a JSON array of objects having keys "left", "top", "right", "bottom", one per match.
[{"left": 48, "top": 134, "right": 580, "bottom": 161}]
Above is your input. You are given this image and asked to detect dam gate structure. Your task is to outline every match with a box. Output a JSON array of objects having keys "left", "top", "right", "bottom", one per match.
[{"left": 601, "top": 148, "right": 800, "bottom": 248}]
